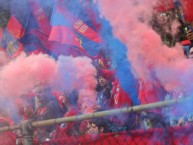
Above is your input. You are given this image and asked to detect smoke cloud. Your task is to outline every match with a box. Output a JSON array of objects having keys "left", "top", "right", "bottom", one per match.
[
  {"left": 96, "top": 0, "right": 193, "bottom": 95},
  {"left": 56, "top": 56, "right": 97, "bottom": 113}
]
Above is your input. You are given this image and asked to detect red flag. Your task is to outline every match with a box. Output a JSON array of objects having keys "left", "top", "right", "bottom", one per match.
[
  {"left": 49, "top": 26, "right": 80, "bottom": 47},
  {"left": 56, "top": 1, "right": 102, "bottom": 43},
  {"left": 181, "top": 40, "right": 191, "bottom": 46},
  {"left": 29, "top": 29, "right": 83, "bottom": 57},
  {"left": 29, "top": 29, "right": 54, "bottom": 50},
  {"left": 0, "top": 28, "right": 3, "bottom": 41},
  {"left": 29, "top": 0, "right": 51, "bottom": 35},
  {"left": 153, "top": 0, "right": 175, "bottom": 13},
  {"left": 6, "top": 16, "right": 25, "bottom": 39},
  {"left": 180, "top": 0, "right": 193, "bottom": 23},
  {"left": 5, "top": 16, "right": 24, "bottom": 57},
  {"left": 81, "top": 1, "right": 102, "bottom": 32}
]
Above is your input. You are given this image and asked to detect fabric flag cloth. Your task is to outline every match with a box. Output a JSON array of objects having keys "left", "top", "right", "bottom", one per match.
[
  {"left": 153, "top": 0, "right": 175, "bottom": 12},
  {"left": 180, "top": 0, "right": 193, "bottom": 23},
  {"left": 48, "top": 1, "right": 82, "bottom": 47},
  {"left": 49, "top": 0, "right": 102, "bottom": 45},
  {"left": 0, "top": 28, "right": 3, "bottom": 41},
  {"left": 6, "top": 15, "right": 25, "bottom": 39},
  {"left": 0, "top": 28, "right": 4, "bottom": 51},
  {"left": 138, "top": 79, "right": 165, "bottom": 114},
  {"left": 83, "top": 1, "right": 102, "bottom": 32},
  {"left": 49, "top": 26, "right": 80, "bottom": 47},
  {"left": 20, "top": 29, "right": 50, "bottom": 55},
  {"left": 27, "top": 28, "right": 82, "bottom": 57},
  {"left": 1, "top": 16, "right": 25, "bottom": 57},
  {"left": 181, "top": 40, "right": 191, "bottom": 46},
  {"left": 29, "top": 0, "right": 51, "bottom": 35}
]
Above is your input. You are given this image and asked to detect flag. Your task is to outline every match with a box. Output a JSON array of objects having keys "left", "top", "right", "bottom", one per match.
[
  {"left": 0, "top": 28, "right": 3, "bottom": 41},
  {"left": 50, "top": 0, "right": 102, "bottom": 44},
  {"left": 23, "top": 28, "right": 82, "bottom": 57},
  {"left": 29, "top": 0, "right": 51, "bottom": 35},
  {"left": 49, "top": 26, "right": 81, "bottom": 47},
  {"left": 6, "top": 16, "right": 25, "bottom": 39},
  {"left": 78, "top": 0, "right": 102, "bottom": 32},
  {"left": 180, "top": 0, "right": 193, "bottom": 23},
  {"left": 20, "top": 29, "right": 50, "bottom": 55},
  {"left": 1, "top": 16, "right": 25, "bottom": 57},
  {"left": 154, "top": 0, "right": 175, "bottom": 13},
  {"left": 48, "top": 1, "right": 81, "bottom": 47}
]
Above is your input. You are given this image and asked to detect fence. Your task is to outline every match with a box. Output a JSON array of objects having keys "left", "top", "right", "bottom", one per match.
[
  {"left": 40, "top": 127, "right": 193, "bottom": 145},
  {"left": 0, "top": 97, "right": 192, "bottom": 145}
]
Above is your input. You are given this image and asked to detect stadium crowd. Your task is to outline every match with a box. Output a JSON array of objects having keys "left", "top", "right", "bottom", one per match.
[{"left": 0, "top": 0, "right": 193, "bottom": 144}]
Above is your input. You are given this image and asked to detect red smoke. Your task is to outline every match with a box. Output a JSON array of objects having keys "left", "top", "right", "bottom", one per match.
[
  {"left": 0, "top": 53, "right": 57, "bottom": 97},
  {"left": 56, "top": 56, "right": 97, "bottom": 113},
  {"left": 97, "top": 0, "right": 193, "bottom": 93},
  {"left": 0, "top": 53, "right": 97, "bottom": 113}
]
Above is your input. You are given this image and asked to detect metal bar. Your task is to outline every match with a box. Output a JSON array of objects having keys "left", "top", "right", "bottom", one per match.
[
  {"left": 20, "top": 121, "right": 33, "bottom": 145},
  {"left": 0, "top": 124, "right": 19, "bottom": 132},
  {"left": 32, "top": 98, "right": 181, "bottom": 127},
  {"left": 0, "top": 97, "right": 188, "bottom": 133}
]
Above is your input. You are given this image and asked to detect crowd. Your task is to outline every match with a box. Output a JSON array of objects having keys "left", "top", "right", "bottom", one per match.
[{"left": 0, "top": 1, "right": 193, "bottom": 144}]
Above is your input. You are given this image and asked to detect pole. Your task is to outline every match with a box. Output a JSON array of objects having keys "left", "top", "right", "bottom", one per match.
[{"left": 20, "top": 120, "right": 33, "bottom": 145}]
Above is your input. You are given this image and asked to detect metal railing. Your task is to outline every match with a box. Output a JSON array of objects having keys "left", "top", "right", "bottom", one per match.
[{"left": 0, "top": 97, "right": 189, "bottom": 145}]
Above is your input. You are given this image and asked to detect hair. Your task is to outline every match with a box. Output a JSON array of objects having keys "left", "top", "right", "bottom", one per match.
[{"left": 90, "top": 118, "right": 108, "bottom": 133}]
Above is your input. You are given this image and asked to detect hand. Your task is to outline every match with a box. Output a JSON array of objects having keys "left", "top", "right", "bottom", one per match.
[
  {"left": 187, "top": 30, "right": 193, "bottom": 41},
  {"left": 177, "top": 116, "right": 185, "bottom": 126}
]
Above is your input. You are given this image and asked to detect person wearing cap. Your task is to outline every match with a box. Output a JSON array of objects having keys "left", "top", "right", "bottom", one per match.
[
  {"left": 95, "top": 69, "right": 114, "bottom": 111},
  {"left": 97, "top": 68, "right": 136, "bottom": 131}
]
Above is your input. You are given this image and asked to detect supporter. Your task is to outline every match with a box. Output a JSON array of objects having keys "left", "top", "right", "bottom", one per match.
[
  {"left": 96, "top": 68, "right": 137, "bottom": 132},
  {"left": 162, "top": 93, "right": 172, "bottom": 127},
  {"left": 33, "top": 85, "right": 63, "bottom": 141},
  {"left": 188, "top": 47, "right": 193, "bottom": 59},
  {"left": 186, "top": 22, "right": 193, "bottom": 41},
  {"left": 95, "top": 69, "right": 113, "bottom": 111},
  {"left": 52, "top": 90, "right": 68, "bottom": 114},
  {"left": 170, "top": 89, "right": 187, "bottom": 126},
  {"left": 138, "top": 78, "right": 166, "bottom": 129},
  {"left": 186, "top": 23, "right": 193, "bottom": 58},
  {"left": 52, "top": 90, "right": 81, "bottom": 138},
  {"left": 34, "top": 86, "right": 63, "bottom": 120},
  {"left": 0, "top": 109, "right": 16, "bottom": 145},
  {"left": 86, "top": 119, "right": 108, "bottom": 135},
  {"left": 15, "top": 94, "right": 35, "bottom": 121}
]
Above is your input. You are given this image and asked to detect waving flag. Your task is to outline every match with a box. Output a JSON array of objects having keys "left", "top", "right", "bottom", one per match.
[
  {"left": 56, "top": 0, "right": 102, "bottom": 43},
  {"left": 49, "top": 0, "right": 102, "bottom": 46},
  {"left": 48, "top": 1, "right": 81, "bottom": 47},
  {"left": 0, "top": 15, "right": 25, "bottom": 56},
  {"left": 6, "top": 16, "right": 25, "bottom": 39},
  {"left": 29, "top": 0, "right": 51, "bottom": 35},
  {"left": 180, "top": 0, "right": 193, "bottom": 23},
  {"left": 154, "top": 0, "right": 175, "bottom": 12}
]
